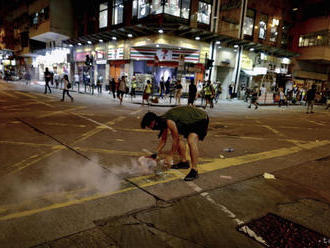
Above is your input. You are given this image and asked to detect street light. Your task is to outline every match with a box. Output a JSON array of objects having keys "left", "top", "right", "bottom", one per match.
[
  {"left": 112, "top": 36, "right": 117, "bottom": 40},
  {"left": 158, "top": 29, "right": 164, "bottom": 34},
  {"left": 195, "top": 36, "right": 200, "bottom": 40},
  {"left": 99, "top": 39, "right": 103, "bottom": 43},
  {"left": 127, "top": 33, "right": 133, "bottom": 38}
]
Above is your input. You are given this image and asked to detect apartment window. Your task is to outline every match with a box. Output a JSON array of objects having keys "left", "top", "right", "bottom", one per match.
[
  {"left": 198, "top": 1, "right": 211, "bottom": 24},
  {"left": 270, "top": 18, "right": 279, "bottom": 42},
  {"left": 112, "top": 0, "right": 124, "bottom": 25},
  {"left": 181, "top": 0, "right": 190, "bottom": 19},
  {"left": 258, "top": 14, "right": 268, "bottom": 40},
  {"left": 99, "top": 2, "right": 108, "bottom": 28},
  {"left": 243, "top": 9, "right": 255, "bottom": 37},
  {"left": 164, "top": 0, "right": 191, "bottom": 18}
]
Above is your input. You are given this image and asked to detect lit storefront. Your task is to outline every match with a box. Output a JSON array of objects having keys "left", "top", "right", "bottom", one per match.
[{"left": 34, "top": 48, "right": 70, "bottom": 81}]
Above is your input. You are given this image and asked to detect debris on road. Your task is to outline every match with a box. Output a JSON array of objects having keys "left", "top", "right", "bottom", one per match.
[
  {"left": 263, "top": 172, "right": 276, "bottom": 179},
  {"left": 224, "top": 148, "right": 234, "bottom": 152},
  {"left": 219, "top": 154, "right": 225, "bottom": 159}
]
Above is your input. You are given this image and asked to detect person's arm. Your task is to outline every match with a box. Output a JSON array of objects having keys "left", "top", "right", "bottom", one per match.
[
  {"left": 167, "top": 120, "right": 179, "bottom": 157},
  {"left": 156, "top": 128, "right": 168, "bottom": 154}
]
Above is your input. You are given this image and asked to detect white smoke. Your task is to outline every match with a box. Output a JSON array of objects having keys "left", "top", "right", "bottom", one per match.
[{"left": 3, "top": 156, "right": 162, "bottom": 204}]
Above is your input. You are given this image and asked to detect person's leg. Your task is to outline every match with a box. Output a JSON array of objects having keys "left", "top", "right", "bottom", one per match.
[
  {"left": 187, "top": 133, "right": 199, "bottom": 171},
  {"left": 310, "top": 101, "right": 314, "bottom": 113},
  {"left": 67, "top": 90, "right": 74, "bottom": 101},
  {"left": 61, "top": 90, "right": 65, "bottom": 101},
  {"left": 184, "top": 133, "right": 199, "bottom": 181},
  {"left": 306, "top": 102, "right": 310, "bottom": 113}
]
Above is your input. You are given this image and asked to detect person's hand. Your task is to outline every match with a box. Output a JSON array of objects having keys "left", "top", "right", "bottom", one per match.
[{"left": 164, "top": 155, "right": 173, "bottom": 168}]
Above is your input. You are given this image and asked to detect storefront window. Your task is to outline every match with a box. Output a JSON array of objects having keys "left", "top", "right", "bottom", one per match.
[
  {"left": 151, "top": 0, "right": 163, "bottom": 15},
  {"left": 181, "top": 0, "right": 190, "bottom": 19},
  {"left": 258, "top": 14, "right": 268, "bottom": 40},
  {"left": 298, "top": 31, "right": 329, "bottom": 47},
  {"left": 198, "top": 1, "right": 211, "bottom": 24},
  {"left": 99, "top": 2, "right": 108, "bottom": 28},
  {"left": 112, "top": 0, "right": 123, "bottom": 25},
  {"left": 243, "top": 9, "right": 255, "bottom": 37},
  {"left": 270, "top": 18, "right": 279, "bottom": 42},
  {"left": 164, "top": 0, "right": 180, "bottom": 17},
  {"left": 133, "top": 0, "right": 138, "bottom": 17},
  {"left": 138, "top": 0, "right": 150, "bottom": 19}
]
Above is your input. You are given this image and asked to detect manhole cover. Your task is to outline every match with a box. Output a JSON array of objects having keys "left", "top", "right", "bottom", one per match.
[{"left": 238, "top": 213, "right": 330, "bottom": 248}]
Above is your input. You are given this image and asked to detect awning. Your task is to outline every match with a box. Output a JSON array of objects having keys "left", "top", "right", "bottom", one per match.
[{"left": 293, "top": 70, "right": 328, "bottom": 81}]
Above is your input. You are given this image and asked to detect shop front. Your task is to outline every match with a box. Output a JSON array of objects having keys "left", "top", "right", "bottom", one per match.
[
  {"left": 130, "top": 46, "right": 203, "bottom": 94},
  {"left": 34, "top": 48, "right": 70, "bottom": 81}
]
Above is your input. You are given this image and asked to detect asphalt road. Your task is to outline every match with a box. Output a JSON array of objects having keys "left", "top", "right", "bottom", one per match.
[{"left": 0, "top": 80, "right": 330, "bottom": 248}]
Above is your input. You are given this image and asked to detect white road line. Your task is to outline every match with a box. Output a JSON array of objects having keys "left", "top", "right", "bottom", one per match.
[
  {"left": 142, "top": 147, "right": 268, "bottom": 246},
  {"left": 71, "top": 112, "right": 117, "bottom": 132}
]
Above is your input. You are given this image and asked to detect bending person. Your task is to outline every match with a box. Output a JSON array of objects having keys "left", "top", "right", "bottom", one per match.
[{"left": 141, "top": 106, "right": 209, "bottom": 181}]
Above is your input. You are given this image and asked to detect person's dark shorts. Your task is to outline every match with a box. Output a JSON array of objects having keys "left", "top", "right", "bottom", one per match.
[
  {"left": 178, "top": 117, "right": 209, "bottom": 141},
  {"left": 118, "top": 90, "right": 125, "bottom": 97},
  {"left": 188, "top": 96, "right": 195, "bottom": 104},
  {"left": 205, "top": 95, "right": 212, "bottom": 101},
  {"left": 143, "top": 93, "right": 150, "bottom": 100}
]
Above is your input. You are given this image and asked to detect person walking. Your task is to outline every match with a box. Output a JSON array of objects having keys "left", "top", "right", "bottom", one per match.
[
  {"left": 325, "top": 88, "right": 330, "bottom": 110},
  {"left": 142, "top": 80, "right": 152, "bottom": 105},
  {"left": 278, "top": 88, "right": 287, "bottom": 107},
  {"left": 248, "top": 87, "right": 259, "bottom": 109},
  {"left": 44, "top": 67, "right": 52, "bottom": 94},
  {"left": 61, "top": 75, "right": 73, "bottom": 102},
  {"left": 306, "top": 84, "right": 317, "bottom": 113},
  {"left": 141, "top": 106, "right": 209, "bottom": 181},
  {"left": 228, "top": 83, "right": 233, "bottom": 99},
  {"left": 188, "top": 80, "right": 197, "bottom": 106},
  {"left": 130, "top": 76, "right": 137, "bottom": 99},
  {"left": 160, "top": 76, "right": 165, "bottom": 98},
  {"left": 96, "top": 76, "right": 103, "bottom": 94},
  {"left": 165, "top": 77, "right": 171, "bottom": 97},
  {"left": 117, "top": 76, "right": 126, "bottom": 105},
  {"left": 215, "top": 82, "right": 222, "bottom": 103},
  {"left": 175, "top": 80, "right": 183, "bottom": 105},
  {"left": 109, "top": 78, "right": 116, "bottom": 98},
  {"left": 24, "top": 71, "right": 31, "bottom": 85}
]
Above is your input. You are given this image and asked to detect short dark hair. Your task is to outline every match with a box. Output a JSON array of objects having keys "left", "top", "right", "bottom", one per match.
[{"left": 141, "top": 112, "right": 158, "bottom": 129}]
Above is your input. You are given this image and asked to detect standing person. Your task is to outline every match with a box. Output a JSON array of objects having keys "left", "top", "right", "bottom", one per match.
[
  {"left": 142, "top": 80, "right": 152, "bottom": 105},
  {"left": 141, "top": 106, "right": 209, "bottom": 181},
  {"left": 228, "top": 83, "right": 233, "bottom": 99},
  {"left": 215, "top": 82, "right": 222, "bottom": 103},
  {"left": 306, "top": 84, "right": 317, "bottom": 114},
  {"left": 44, "top": 67, "right": 52, "bottom": 94},
  {"left": 325, "top": 88, "right": 330, "bottom": 110},
  {"left": 110, "top": 78, "right": 116, "bottom": 98},
  {"left": 188, "top": 80, "right": 197, "bottom": 106},
  {"left": 117, "top": 76, "right": 126, "bottom": 105},
  {"left": 24, "top": 71, "right": 31, "bottom": 85},
  {"left": 278, "top": 88, "right": 286, "bottom": 107},
  {"left": 55, "top": 73, "right": 60, "bottom": 89},
  {"left": 165, "top": 77, "right": 171, "bottom": 97},
  {"left": 61, "top": 75, "right": 74, "bottom": 102},
  {"left": 130, "top": 76, "right": 137, "bottom": 99},
  {"left": 203, "top": 81, "right": 215, "bottom": 109},
  {"left": 96, "top": 76, "right": 103, "bottom": 94},
  {"left": 248, "top": 87, "right": 259, "bottom": 109},
  {"left": 175, "top": 80, "right": 183, "bottom": 105},
  {"left": 160, "top": 76, "right": 165, "bottom": 98}
]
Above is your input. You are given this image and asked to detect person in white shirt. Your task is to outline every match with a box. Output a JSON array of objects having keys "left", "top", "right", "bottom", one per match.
[{"left": 61, "top": 75, "right": 74, "bottom": 102}]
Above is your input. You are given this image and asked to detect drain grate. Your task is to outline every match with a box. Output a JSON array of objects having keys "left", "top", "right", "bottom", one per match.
[{"left": 238, "top": 213, "right": 330, "bottom": 248}]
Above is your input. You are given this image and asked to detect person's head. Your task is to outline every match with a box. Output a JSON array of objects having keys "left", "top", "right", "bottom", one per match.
[
  {"left": 161, "top": 76, "right": 164, "bottom": 80},
  {"left": 45, "top": 67, "right": 49, "bottom": 72},
  {"left": 190, "top": 79, "right": 195, "bottom": 85},
  {"left": 262, "top": 84, "right": 265, "bottom": 87},
  {"left": 141, "top": 112, "right": 158, "bottom": 129},
  {"left": 147, "top": 80, "right": 151, "bottom": 84}
]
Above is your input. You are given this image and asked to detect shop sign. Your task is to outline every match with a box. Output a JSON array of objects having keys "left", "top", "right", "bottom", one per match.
[
  {"left": 241, "top": 54, "right": 253, "bottom": 70},
  {"left": 96, "top": 51, "right": 106, "bottom": 59},
  {"left": 108, "top": 48, "right": 123, "bottom": 60},
  {"left": 75, "top": 52, "right": 90, "bottom": 62},
  {"left": 96, "top": 60, "right": 107, "bottom": 64},
  {"left": 156, "top": 49, "right": 172, "bottom": 61}
]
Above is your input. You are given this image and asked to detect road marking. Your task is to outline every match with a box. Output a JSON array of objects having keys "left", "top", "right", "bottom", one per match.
[
  {"left": 71, "top": 112, "right": 116, "bottom": 132},
  {"left": 41, "top": 122, "right": 86, "bottom": 128},
  {"left": 262, "top": 125, "right": 285, "bottom": 137},
  {"left": 15, "top": 91, "right": 37, "bottom": 99},
  {"left": 0, "top": 91, "right": 17, "bottom": 98},
  {"left": 38, "top": 106, "right": 85, "bottom": 118},
  {"left": 306, "top": 119, "right": 325, "bottom": 126},
  {"left": 0, "top": 140, "right": 63, "bottom": 149},
  {"left": 0, "top": 140, "right": 329, "bottom": 221},
  {"left": 74, "top": 147, "right": 146, "bottom": 157},
  {"left": 129, "top": 109, "right": 143, "bottom": 115},
  {"left": 200, "top": 139, "right": 330, "bottom": 173}
]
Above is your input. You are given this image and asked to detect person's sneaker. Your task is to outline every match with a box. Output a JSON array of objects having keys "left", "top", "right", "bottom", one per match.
[
  {"left": 184, "top": 169, "right": 198, "bottom": 181},
  {"left": 171, "top": 161, "right": 190, "bottom": 169}
]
